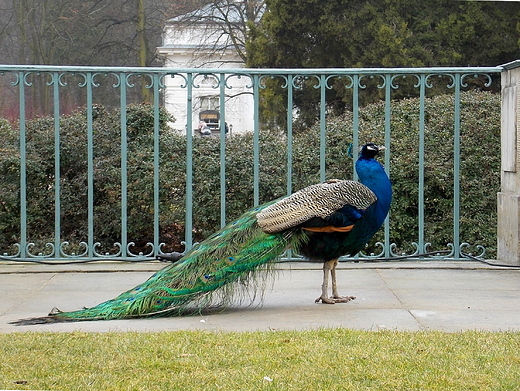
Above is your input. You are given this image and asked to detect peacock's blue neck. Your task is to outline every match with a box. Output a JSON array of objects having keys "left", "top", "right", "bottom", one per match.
[{"left": 355, "top": 157, "right": 392, "bottom": 215}]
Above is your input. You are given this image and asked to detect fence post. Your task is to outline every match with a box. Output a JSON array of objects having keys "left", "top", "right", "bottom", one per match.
[{"left": 498, "top": 61, "right": 520, "bottom": 265}]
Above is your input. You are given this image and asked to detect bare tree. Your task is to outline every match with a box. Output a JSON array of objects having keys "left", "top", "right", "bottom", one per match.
[
  {"left": 169, "top": 0, "right": 265, "bottom": 63},
  {"left": 0, "top": 0, "right": 251, "bottom": 115}
]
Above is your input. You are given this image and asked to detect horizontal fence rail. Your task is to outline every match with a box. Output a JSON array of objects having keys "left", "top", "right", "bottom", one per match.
[{"left": 0, "top": 64, "right": 504, "bottom": 263}]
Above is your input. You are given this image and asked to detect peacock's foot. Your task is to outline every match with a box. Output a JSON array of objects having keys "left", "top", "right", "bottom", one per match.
[
  {"left": 315, "top": 295, "right": 356, "bottom": 304},
  {"left": 332, "top": 295, "right": 356, "bottom": 303}
]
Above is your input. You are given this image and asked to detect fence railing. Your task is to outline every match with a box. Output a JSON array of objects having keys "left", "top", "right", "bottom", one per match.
[{"left": 0, "top": 65, "right": 504, "bottom": 263}]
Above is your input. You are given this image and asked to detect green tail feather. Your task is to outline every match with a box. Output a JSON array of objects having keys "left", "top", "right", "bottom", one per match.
[{"left": 12, "top": 203, "right": 309, "bottom": 325}]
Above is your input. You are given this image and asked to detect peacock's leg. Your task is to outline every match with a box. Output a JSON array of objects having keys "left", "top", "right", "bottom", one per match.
[
  {"left": 315, "top": 259, "right": 336, "bottom": 304},
  {"left": 330, "top": 258, "right": 356, "bottom": 303}
]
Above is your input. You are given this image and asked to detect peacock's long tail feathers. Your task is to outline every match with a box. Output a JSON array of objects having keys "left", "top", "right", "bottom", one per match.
[{"left": 11, "top": 203, "right": 309, "bottom": 325}]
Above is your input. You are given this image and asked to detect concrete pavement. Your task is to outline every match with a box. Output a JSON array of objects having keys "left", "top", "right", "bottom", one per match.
[{"left": 1, "top": 261, "right": 519, "bottom": 333}]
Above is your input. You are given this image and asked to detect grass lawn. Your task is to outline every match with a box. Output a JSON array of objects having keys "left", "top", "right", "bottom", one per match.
[{"left": 1, "top": 329, "right": 519, "bottom": 390}]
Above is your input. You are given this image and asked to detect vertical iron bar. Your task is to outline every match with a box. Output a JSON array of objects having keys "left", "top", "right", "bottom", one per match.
[
  {"left": 352, "top": 74, "right": 359, "bottom": 181},
  {"left": 286, "top": 75, "right": 294, "bottom": 260},
  {"left": 383, "top": 74, "right": 391, "bottom": 257},
  {"left": 185, "top": 72, "right": 194, "bottom": 250},
  {"left": 319, "top": 75, "right": 326, "bottom": 182},
  {"left": 253, "top": 74, "right": 260, "bottom": 206},
  {"left": 287, "top": 75, "right": 293, "bottom": 195},
  {"left": 453, "top": 73, "right": 461, "bottom": 259},
  {"left": 418, "top": 74, "right": 426, "bottom": 254},
  {"left": 219, "top": 73, "right": 227, "bottom": 227},
  {"left": 52, "top": 72, "right": 60, "bottom": 258},
  {"left": 120, "top": 73, "right": 128, "bottom": 257},
  {"left": 86, "top": 73, "right": 94, "bottom": 258},
  {"left": 153, "top": 73, "right": 161, "bottom": 256},
  {"left": 18, "top": 72, "right": 27, "bottom": 258}
]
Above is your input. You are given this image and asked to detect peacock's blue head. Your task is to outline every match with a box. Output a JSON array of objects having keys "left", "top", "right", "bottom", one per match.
[{"left": 360, "top": 143, "right": 385, "bottom": 159}]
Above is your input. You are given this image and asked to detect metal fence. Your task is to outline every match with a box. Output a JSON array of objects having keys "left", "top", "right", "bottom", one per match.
[{"left": 0, "top": 65, "right": 504, "bottom": 263}]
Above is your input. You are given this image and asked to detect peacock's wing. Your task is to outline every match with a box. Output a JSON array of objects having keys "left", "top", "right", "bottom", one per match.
[{"left": 256, "top": 179, "right": 377, "bottom": 233}]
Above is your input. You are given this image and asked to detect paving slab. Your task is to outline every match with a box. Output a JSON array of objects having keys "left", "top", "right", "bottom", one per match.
[{"left": 1, "top": 261, "right": 519, "bottom": 333}]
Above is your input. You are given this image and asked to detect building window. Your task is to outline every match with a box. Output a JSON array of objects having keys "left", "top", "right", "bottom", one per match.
[{"left": 199, "top": 95, "right": 219, "bottom": 111}]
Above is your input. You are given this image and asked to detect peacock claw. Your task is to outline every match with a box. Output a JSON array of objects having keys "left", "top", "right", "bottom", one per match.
[
  {"left": 332, "top": 295, "right": 356, "bottom": 303},
  {"left": 315, "top": 295, "right": 356, "bottom": 304}
]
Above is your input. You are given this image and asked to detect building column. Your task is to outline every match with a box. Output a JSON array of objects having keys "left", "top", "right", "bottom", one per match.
[{"left": 498, "top": 61, "right": 520, "bottom": 265}]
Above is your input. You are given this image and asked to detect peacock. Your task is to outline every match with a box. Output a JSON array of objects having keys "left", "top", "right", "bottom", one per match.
[{"left": 11, "top": 143, "right": 391, "bottom": 325}]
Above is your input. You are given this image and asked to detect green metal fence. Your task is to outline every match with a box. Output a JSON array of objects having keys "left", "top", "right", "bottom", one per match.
[{"left": 0, "top": 65, "right": 503, "bottom": 263}]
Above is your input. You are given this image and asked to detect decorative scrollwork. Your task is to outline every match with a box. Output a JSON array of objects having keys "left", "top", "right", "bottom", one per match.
[
  {"left": 326, "top": 74, "right": 354, "bottom": 90},
  {"left": 358, "top": 74, "right": 386, "bottom": 89},
  {"left": 460, "top": 73, "right": 493, "bottom": 88},
  {"left": 192, "top": 72, "right": 220, "bottom": 89},
  {"left": 124, "top": 73, "right": 154, "bottom": 89},
  {"left": 167, "top": 72, "right": 189, "bottom": 89},
  {"left": 258, "top": 74, "right": 289, "bottom": 90},
  {"left": 93, "top": 242, "right": 122, "bottom": 258},
  {"left": 357, "top": 242, "right": 385, "bottom": 258},
  {"left": 425, "top": 243, "right": 455, "bottom": 258},
  {"left": 8, "top": 71, "right": 21, "bottom": 86},
  {"left": 60, "top": 241, "right": 89, "bottom": 258},
  {"left": 425, "top": 73, "right": 456, "bottom": 89},
  {"left": 157, "top": 73, "right": 168, "bottom": 89},
  {"left": 224, "top": 73, "right": 254, "bottom": 90},
  {"left": 127, "top": 242, "right": 154, "bottom": 257},
  {"left": 460, "top": 242, "right": 486, "bottom": 258},
  {"left": 1, "top": 244, "right": 21, "bottom": 258},
  {"left": 26, "top": 242, "right": 55, "bottom": 258},
  {"left": 57, "top": 72, "right": 69, "bottom": 87},
  {"left": 389, "top": 74, "right": 421, "bottom": 90},
  {"left": 292, "top": 74, "right": 321, "bottom": 90},
  {"left": 388, "top": 242, "right": 420, "bottom": 258}
]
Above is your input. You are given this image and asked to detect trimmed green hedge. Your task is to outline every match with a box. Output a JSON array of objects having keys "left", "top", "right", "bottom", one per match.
[{"left": 0, "top": 90, "right": 499, "bottom": 257}]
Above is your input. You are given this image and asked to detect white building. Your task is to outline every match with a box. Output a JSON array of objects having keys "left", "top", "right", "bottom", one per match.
[{"left": 157, "top": 3, "right": 260, "bottom": 135}]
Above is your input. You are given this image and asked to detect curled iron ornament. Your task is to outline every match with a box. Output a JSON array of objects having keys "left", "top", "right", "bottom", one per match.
[
  {"left": 424, "top": 73, "right": 456, "bottom": 89},
  {"left": 224, "top": 73, "right": 254, "bottom": 90},
  {"left": 93, "top": 242, "right": 122, "bottom": 258},
  {"left": 425, "top": 242, "right": 455, "bottom": 259},
  {"left": 1, "top": 243, "right": 21, "bottom": 258},
  {"left": 26, "top": 242, "right": 55, "bottom": 258},
  {"left": 60, "top": 241, "right": 89, "bottom": 258},
  {"left": 127, "top": 241, "right": 155, "bottom": 257},
  {"left": 358, "top": 74, "right": 386, "bottom": 89},
  {"left": 124, "top": 73, "right": 155, "bottom": 89},
  {"left": 167, "top": 72, "right": 189, "bottom": 89},
  {"left": 291, "top": 74, "right": 321, "bottom": 90},
  {"left": 22, "top": 71, "right": 38, "bottom": 87},
  {"left": 357, "top": 241, "right": 386, "bottom": 258},
  {"left": 460, "top": 73, "right": 493, "bottom": 88},
  {"left": 389, "top": 242, "right": 421, "bottom": 258},
  {"left": 56, "top": 72, "right": 70, "bottom": 87},
  {"left": 460, "top": 242, "right": 486, "bottom": 259},
  {"left": 75, "top": 72, "right": 89, "bottom": 88},
  {"left": 257, "top": 74, "right": 289, "bottom": 90},
  {"left": 389, "top": 74, "right": 421, "bottom": 90},
  {"left": 7, "top": 71, "right": 22, "bottom": 86},
  {"left": 157, "top": 73, "right": 168, "bottom": 89},
  {"left": 192, "top": 72, "right": 220, "bottom": 89},
  {"left": 326, "top": 74, "right": 354, "bottom": 90},
  {"left": 43, "top": 72, "right": 58, "bottom": 87}
]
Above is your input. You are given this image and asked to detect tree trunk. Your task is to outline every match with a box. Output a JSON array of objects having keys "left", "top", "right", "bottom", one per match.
[{"left": 137, "top": 0, "right": 151, "bottom": 103}]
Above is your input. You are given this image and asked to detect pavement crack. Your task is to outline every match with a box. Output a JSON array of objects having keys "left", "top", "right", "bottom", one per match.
[
  {"left": 375, "top": 269, "right": 427, "bottom": 330},
  {"left": 3, "top": 273, "right": 57, "bottom": 316}
]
